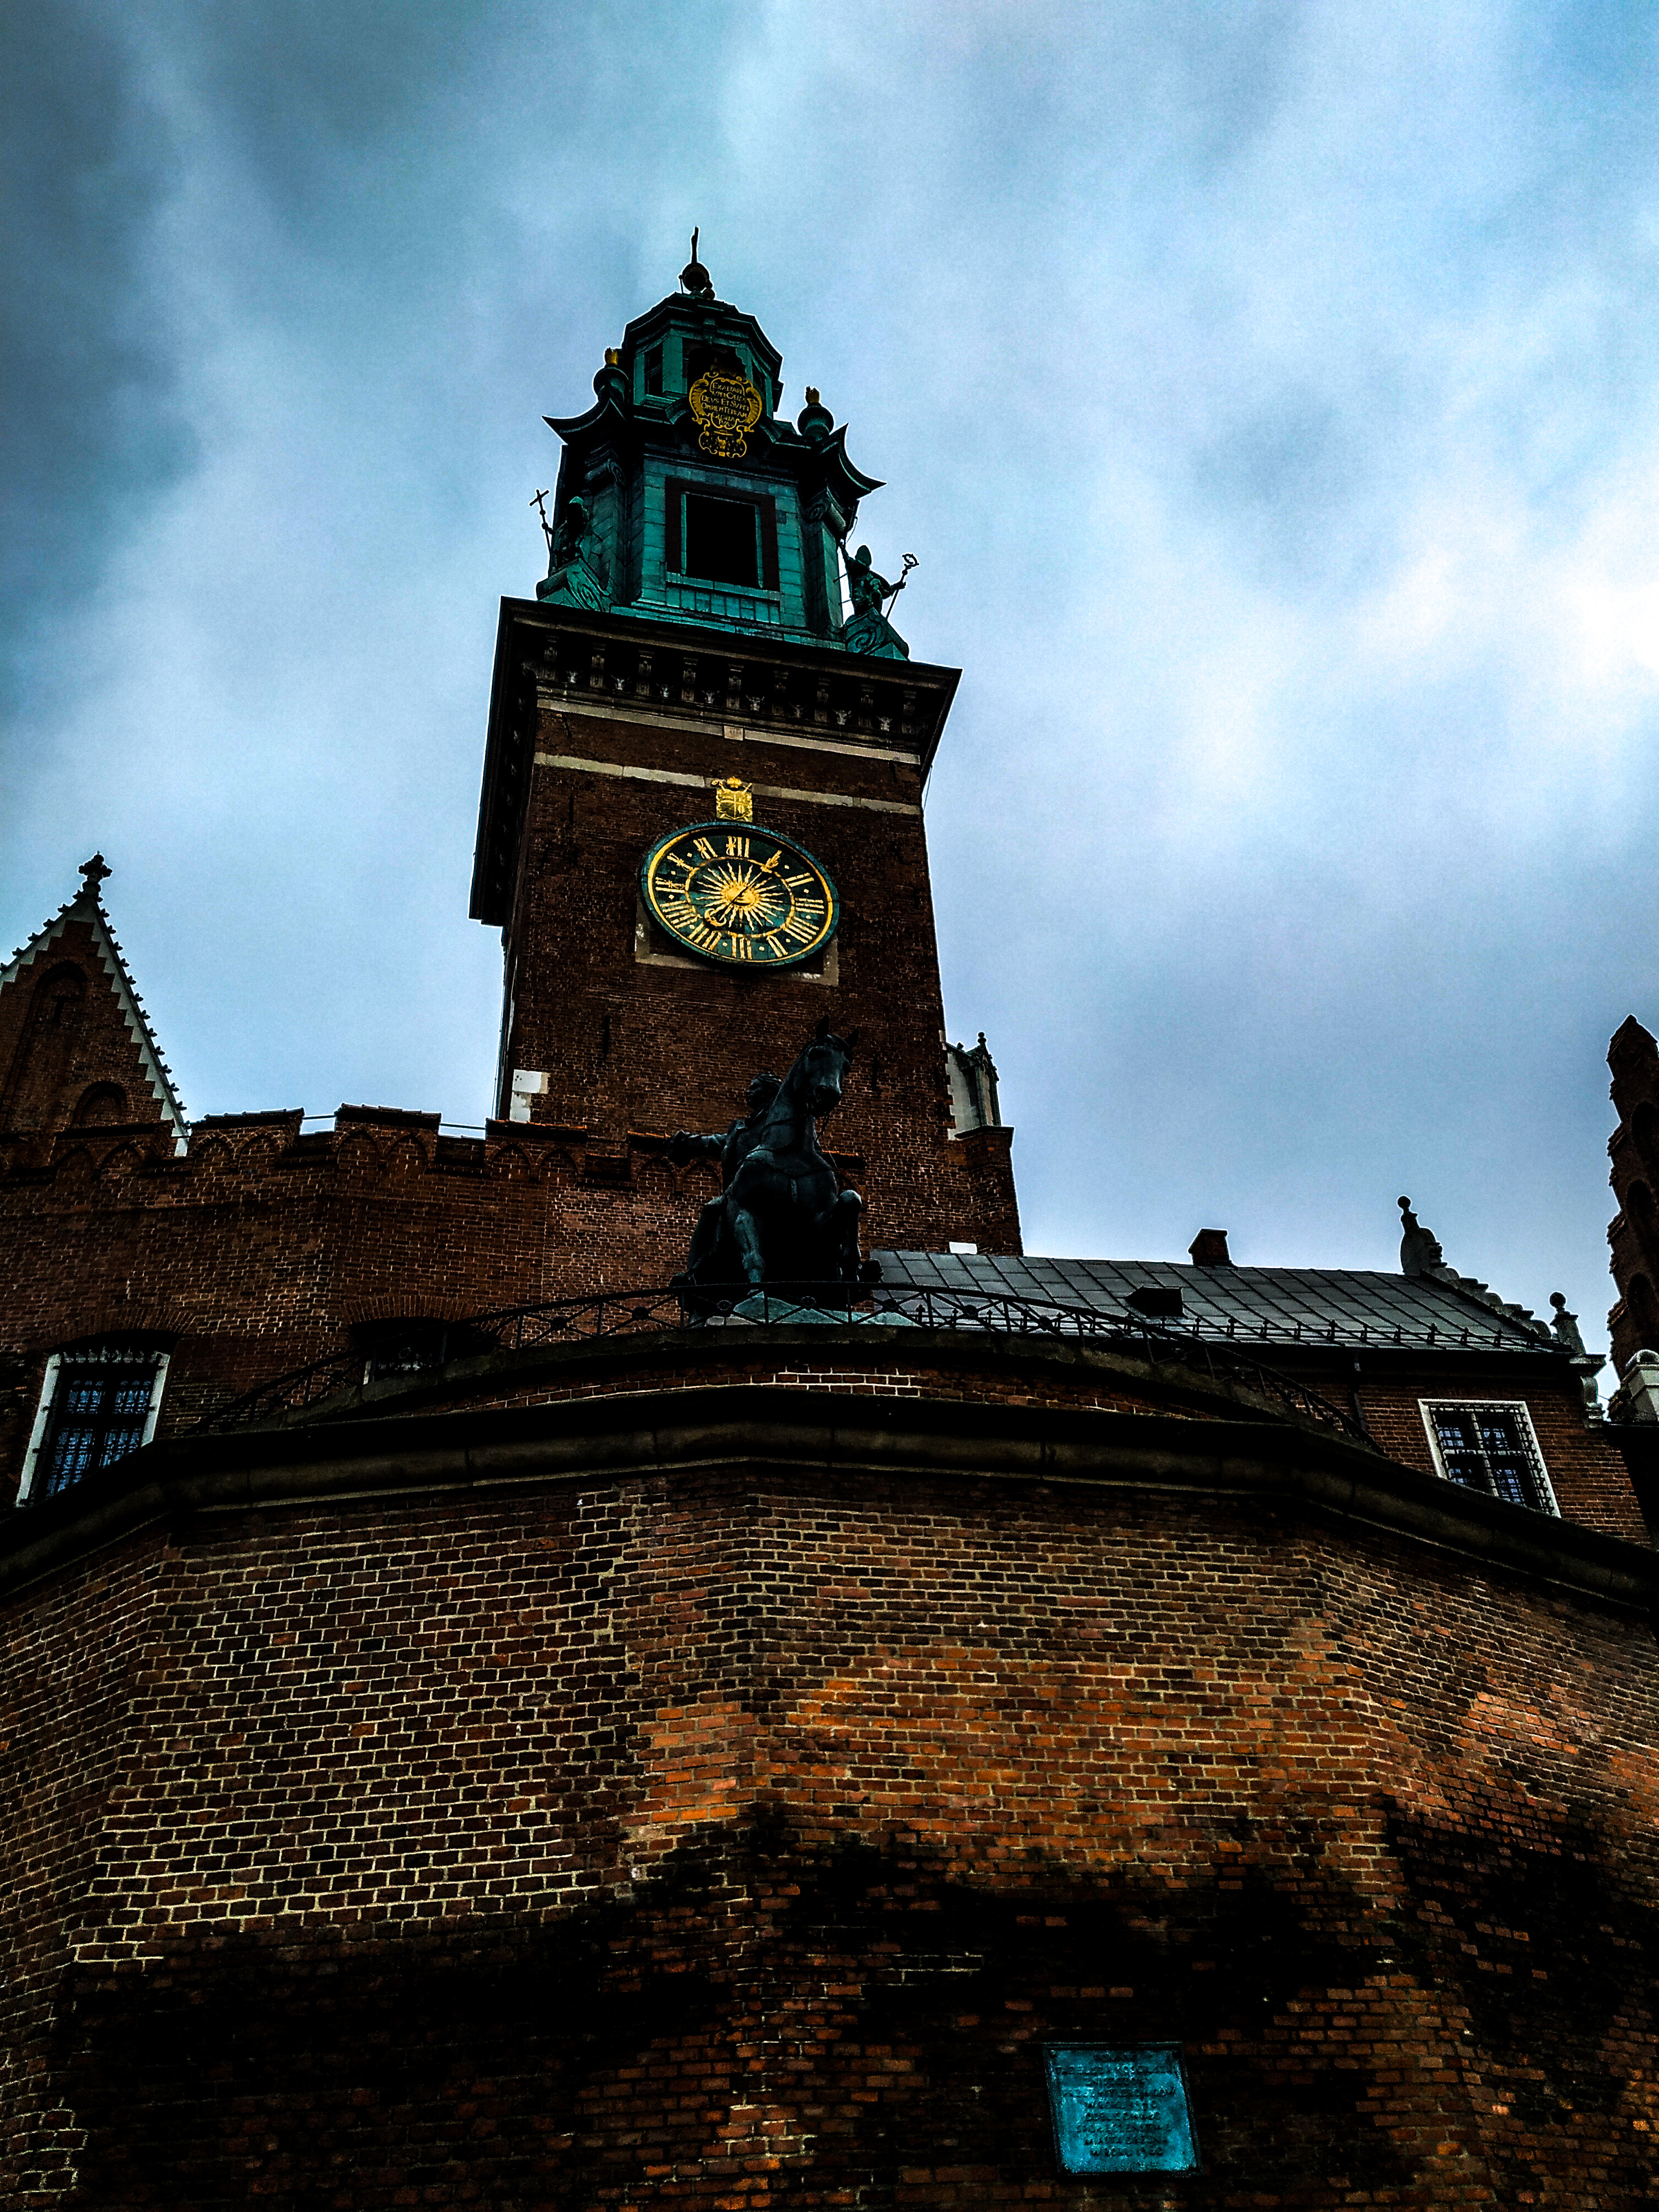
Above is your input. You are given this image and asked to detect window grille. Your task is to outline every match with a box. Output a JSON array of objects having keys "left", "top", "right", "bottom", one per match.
[
  {"left": 18, "top": 1347, "right": 169, "bottom": 1505},
  {"left": 1420, "top": 1399, "right": 1557, "bottom": 1515}
]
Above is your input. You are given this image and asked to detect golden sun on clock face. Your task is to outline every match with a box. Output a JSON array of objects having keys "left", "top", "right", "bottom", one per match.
[{"left": 640, "top": 821, "right": 839, "bottom": 968}]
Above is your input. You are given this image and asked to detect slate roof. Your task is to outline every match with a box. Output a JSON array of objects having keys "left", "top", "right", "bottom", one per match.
[{"left": 873, "top": 1250, "right": 1558, "bottom": 1354}]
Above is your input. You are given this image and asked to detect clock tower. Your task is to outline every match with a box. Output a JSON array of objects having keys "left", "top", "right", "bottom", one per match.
[{"left": 470, "top": 245, "right": 1020, "bottom": 1262}]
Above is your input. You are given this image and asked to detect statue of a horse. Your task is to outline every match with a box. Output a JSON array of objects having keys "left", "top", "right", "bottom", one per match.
[{"left": 678, "top": 1019, "right": 867, "bottom": 1301}]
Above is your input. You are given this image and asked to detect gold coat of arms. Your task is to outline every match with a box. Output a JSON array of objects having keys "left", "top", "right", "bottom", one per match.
[{"left": 688, "top": 365, "right": 764, "bottom": 458}]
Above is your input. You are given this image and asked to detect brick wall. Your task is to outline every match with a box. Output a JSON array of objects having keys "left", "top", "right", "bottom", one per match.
[
  {"left": 0, "top": 912, "right": 169, "bottom": 1150},
  {"left": 497, "top": 681, "right": 1021, "bottom": 1260},
  {"left": 0, "top": 1104, "right": 1026, "bottom": 1498},
  {"left": 1355, "top": 1370, "right": 1648, "bottom": 1543},
  {"left": 3, "top": 1400, "right": 1657, "bottom": 2207}
]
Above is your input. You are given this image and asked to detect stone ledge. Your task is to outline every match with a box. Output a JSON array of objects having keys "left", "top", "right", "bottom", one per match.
[
  {"left": 206, "top": 1322, "right": 1321, "bottom": 1443},
  {"left": 3, "top": 1374, "right": 1655, "bottom": 1615}
]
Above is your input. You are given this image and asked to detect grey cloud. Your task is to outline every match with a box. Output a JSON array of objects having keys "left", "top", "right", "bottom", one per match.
[
  {"left": 5, "top": 0, "right": 1659, "bottom": 1359},
  {"left": 1, "top": 3, "right": 193, "bottom": 713},
  {"left": 1188, "top": 388, "right": 1369, "bottom": 588}
]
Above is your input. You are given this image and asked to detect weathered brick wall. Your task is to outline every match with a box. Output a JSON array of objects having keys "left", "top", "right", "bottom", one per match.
[
  {"left": 366, "top": 1349, "right": 1220, "bottom": 1426},
  {"left": 501, "top": 694, "right": 1021, "bottom": 1258},
  {"left": 1353, "top": 1372, "right": 1649, "bottom": 1543},
  {"left": 0, "top": 913, "right": 168, "bottom": 1150},
  {"left": 0, "top": 1117, "right": 745, "bottom": 1489},
  {"left": 0, "top": 1110, "right": 1018, "bottom": 1500},
  {"left": 0, "top": 1530, "right": 171, "bottom": 2201},
  {"left": 3, "top": 1422, "right": 1657, "bottom": 2208},
  {"left": 359, "top": 1342, "right": 1649, "bottom": 1546}
]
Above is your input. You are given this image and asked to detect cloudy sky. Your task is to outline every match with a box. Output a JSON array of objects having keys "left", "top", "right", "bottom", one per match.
[{"left": 6, "top": 1, "right": 1658, "bottom": 1352}]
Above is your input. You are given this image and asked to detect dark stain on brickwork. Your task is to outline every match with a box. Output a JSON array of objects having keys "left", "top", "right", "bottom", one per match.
[
  {"left": 49, "top": 1823, "right": 1472, "bottom": 2209},
  {"left": 60, "top": 1894, "right": 725, "bottom": 2209},
  {"left": 8, "top": 1455, "right": 1659, "bottom": 2206},
  {"left": 68, "top": 1823, "right": 1628, "bottom": 2203},
  {"left": 736, "top": 1824, "right": 1421, "bottom": 2201},
  {"left": 1386, "top": 1803, "right": 1659, "bottom": 2195}
]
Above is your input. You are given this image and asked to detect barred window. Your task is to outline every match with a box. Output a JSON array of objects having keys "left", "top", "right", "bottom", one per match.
[
  {"left": 1420, "top": 1399, "right": 1557, "bottom": 1516},
  {"left": 18, "top": 1347, "right": 169, "bottom": 1505}
]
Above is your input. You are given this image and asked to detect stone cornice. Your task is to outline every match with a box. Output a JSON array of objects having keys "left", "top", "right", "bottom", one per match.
[
  {"left": 4, "top": 1365, "right": 1655, "bottom": 1618},
  {"left": 471, "top": 601, "right": 960, "bottom": 925}
]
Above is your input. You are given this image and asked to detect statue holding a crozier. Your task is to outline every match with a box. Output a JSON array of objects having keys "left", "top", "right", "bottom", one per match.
[{"left": 669, "top": 1019, "right": 874, "bottom": 1308}]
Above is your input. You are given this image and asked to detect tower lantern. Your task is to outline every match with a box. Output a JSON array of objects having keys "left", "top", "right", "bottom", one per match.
[{"left": 536, "top": 242, "right": 901, "bottom": 655}]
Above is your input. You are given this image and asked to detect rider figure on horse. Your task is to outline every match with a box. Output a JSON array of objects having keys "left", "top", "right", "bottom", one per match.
[
  {"left": 667, "top": 1024, "right": 873, "bottom": 1306},
  {"left": 668, "top": 1072, "right": 782, "bottom": 1284}
]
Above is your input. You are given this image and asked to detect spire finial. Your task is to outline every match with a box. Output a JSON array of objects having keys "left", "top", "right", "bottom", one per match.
[
  {"left": 78, "top": 853, "right": 111, "bottom": 898},
  {"left": 680, "top": 227, "right": 714, "bottom": 301}
]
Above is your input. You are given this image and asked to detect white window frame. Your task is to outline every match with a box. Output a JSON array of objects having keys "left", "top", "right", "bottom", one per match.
[
  {"left": 1418, "top": 1397, "right": 1559, "bottom": 1517},
  {"left": 17, "top": 1347, "right": 170, "bottom": 1506}
]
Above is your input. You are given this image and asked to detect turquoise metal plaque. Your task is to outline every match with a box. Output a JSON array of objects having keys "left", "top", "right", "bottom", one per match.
[{"left": 1044, "top": 2043, "right": 1200, "bottom": 2175}]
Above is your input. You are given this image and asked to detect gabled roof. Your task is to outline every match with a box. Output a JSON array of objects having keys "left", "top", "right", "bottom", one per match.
[
  {"left": 874, "top": 1250, "right": 1559, "bottom": 1354},
  {"left": 1, "top": 862, "right": 187, "bottom": 1153}
]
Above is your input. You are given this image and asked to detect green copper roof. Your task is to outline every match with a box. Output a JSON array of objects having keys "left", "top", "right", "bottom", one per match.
[{"left": 533, "top": 249, "right": 912, "bottom": 659}]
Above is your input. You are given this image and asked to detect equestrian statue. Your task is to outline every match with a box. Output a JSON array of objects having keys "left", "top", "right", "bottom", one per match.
[{"left": 667, "top": 1019, "right": 875, "bottom": 1307}]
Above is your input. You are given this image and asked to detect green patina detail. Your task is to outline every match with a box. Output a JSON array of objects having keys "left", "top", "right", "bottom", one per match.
[{"left": 536, "top": 259, "right": 911, "bottom": 657}]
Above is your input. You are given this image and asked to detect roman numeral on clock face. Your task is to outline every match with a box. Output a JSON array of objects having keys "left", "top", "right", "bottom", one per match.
[{"left": 645, "top": 822, "right": 836, "bottom": 968}]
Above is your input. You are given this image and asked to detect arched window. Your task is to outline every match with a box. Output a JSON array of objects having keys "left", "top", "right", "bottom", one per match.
[
  {"left": 17, "top": 1340, "right": 170, "bottom": 1505},
  {"left": 72, "top": 1083, "right": 127, "bottom": 1126},
  {"left": 1629, "top": 1273, "right": 1659, "bottom": 1348}
]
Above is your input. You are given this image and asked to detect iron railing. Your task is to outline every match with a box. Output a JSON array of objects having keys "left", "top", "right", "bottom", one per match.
[{"left": 195, "top": 1283, "right": 1374, "bottom": 1446}]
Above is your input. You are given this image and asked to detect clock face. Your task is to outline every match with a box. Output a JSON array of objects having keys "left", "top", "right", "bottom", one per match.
[{"left": 640, "top": 820, "right": 839, "bottom": 968}]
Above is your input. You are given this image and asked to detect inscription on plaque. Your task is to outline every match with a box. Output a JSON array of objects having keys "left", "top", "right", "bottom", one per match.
[
  {"left": 1044, "top": 2043, "right": 1199, "bottom": 2175},
  {"left": 687, "top": 365, "right": 763, "bottom": 459}
]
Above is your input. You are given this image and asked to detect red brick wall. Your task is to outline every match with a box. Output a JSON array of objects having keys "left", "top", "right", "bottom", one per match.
[
  {"left": 3, "top": 1446, "right": 1657, "bottom": 2206},
  {"left": 500, "top": 694, "right": 1021, "bottom": 1260},
  {"left": 0, "top": 910, "right": 166, "bottom": 1151},
  {"left": 367, "top": 1350, "right": 1217, "bottom": 1426},
  {"left": 1354, "top": 1373, "right": 1649, "bottom": 1543},
  {"left": 0, "top": 1109, "right": 1020, "bottom": 1498}
]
